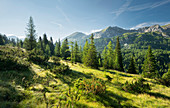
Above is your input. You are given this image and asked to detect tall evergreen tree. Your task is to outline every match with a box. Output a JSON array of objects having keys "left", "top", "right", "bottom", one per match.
[
  {"left": 0, "top": 35, "right": 4, "bottom": 45},
  {"left": 114, "top": 37, "right": 124, "bottom": 71},
  {"left": 70, "top": 41, "right": 74, "bottom": 64},
  {"left": 127, "top": 56, "right": 137, "bottom": 74},
  {"left": 107, "top": 41, "right": 114, "bottom": 69},
  {"left": 43, "top": 33, "right": 48, "bottom": 46},
  {"left": 25, "top": 16, "right": 37, "bottom": 50},
  {"left": 61, "top": 38, "right": 70, "bottom": 59},
  {"left": 54, "top": 42, "right": 59, "bottom": 56},
  {"left": 142, "top": 45, "right": 157, "bottom": 78},
  {"left": 45, "top": 44, "right": 51, "bottom": 56},
  {"left": 83, "top": 39, "right": 89, "bottom": 63},
  {"left": 102, "top": 47, "right": 108, "bottom": 69},
  {"left": 37, "top": 36, "right": 44, "bottom": 52},
  {"left": 49, "top": 37, "right": 54, "bottom": 55},
  {"left": 84, "top": 34, "right": 98, "bottom": 69},
  {"left": 79, "top": 45, "right": 83, "bottom": 63},
  {"left": 98, "top": 53, "right": 102, "bottom": 67},
  {"left": 19, "top": 40, "right": 23, "bottom": 48},
  {"left": 73, "top": 41, "right": 80, "bottom": 63},
  {"left": 16, "top": 38, "right": 19, "bottom": 48}
]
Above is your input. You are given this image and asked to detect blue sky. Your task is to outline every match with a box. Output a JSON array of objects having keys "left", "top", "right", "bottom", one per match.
[{"left": 0, "top": 0, "right": 170, "bottom": 41}]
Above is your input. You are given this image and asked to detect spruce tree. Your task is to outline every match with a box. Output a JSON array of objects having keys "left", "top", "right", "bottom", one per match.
[
  {"left": 84, "top": 34, "right": 98, "bottom": 69},
  {"left": 107, "top": 41, "right": 114, "bottom": 69},
  {"left": 37, "top": 37, "right": 44, "bottom": 52},
  {"left": 142, "top": 45, "right": 156, "bottom": 78},
  {"left": 127, "top": 56, "right": 137, "bottom": 74},
  {"left": 50, "top": 37, "right": 54, "bottom": 55},
  {"left": 114, "top": 37, "right": 124, "bottom": 71},
  {"left": 79, "top": 45, "right": 83, "bottom": 63},
  {"left": 54, "top": 42, "right": 60, "bottom": 56},
  {"left": 70, "top": 41, "right": 74, "bottom": 64},
  {"left": 19, "top": 40, "right": 23, "bottom": 48},
  {"left": 61, "top": 38, "right": 70, "bottom": 60},
  {"left": 73, "top": 41, "right": 80, "bottom": 63},
  {"left": 102, "top": 47, "right": 108, "bottom": 69},
  {"left": 83, "top": 39, "right": 89, "bottom": 63},
  {"left": 25, "top": 16, "right": 37, "bottom": 50},
  {"left": 43, "top": 33, "right": 48, "bottom": 46},
  {"left": 0, "top": 35, "right": 4, "bottom": 45},
  {"left": 45, "top": 44, "right": 51, "bottom": 56},
  {"left": 98, "top": 53, "right": 102, "bottom": 67}
]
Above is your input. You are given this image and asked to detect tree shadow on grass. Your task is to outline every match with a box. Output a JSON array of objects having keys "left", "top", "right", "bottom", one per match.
[
  {"left": 55, "top": 70, "right": 92, "bottom": 86},
  {"left": 146, "top": 92, "right": 170, "bottom": 100},
  {"left": 94, "top": 90, "right": 137, "bottom": 108}
]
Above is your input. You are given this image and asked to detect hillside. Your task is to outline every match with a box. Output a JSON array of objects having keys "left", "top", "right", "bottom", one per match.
[{"left": 0, "top": 46, "right": 170, "bottom": 108}]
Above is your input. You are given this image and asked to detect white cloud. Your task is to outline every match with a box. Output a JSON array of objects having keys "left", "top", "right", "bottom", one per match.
[
  {"left": 130, "top": 21, "right": 170, "bottom": 30},
  {"left": 112, "top": 0, "right": 170, "bottom": 19},
  {"left": 6, "top": 34, "right": 15, "bottom": 36},
  {"left": 84, "top": 29, "right": 102, "bottom": 35},
  {"left": 56, "top": 6, "right": 70, "bottom": 23},
  {"left": 50, "top": 21, "right": 63, "bottom": 28},
  {"left": 112, "top": 0, "right": 133, "bottom": 19}
]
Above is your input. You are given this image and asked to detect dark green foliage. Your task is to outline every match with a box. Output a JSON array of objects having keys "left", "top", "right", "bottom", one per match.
[
  {"left": 107, "top": 41, "right": 114, "bottom": 69},
  {"left": 102, "top": 47, "right": 108, "bottom": 69},
  {"left": 45, "top": 44, "right": 51, "bottom": 56},
  {"left": 122, "top": 78, "right": 151, "bottom": 94},
  {"left": 114, "top": 37, "right": 124, "bottom": 71},
  {"left": 0, "top": 46, "right": 30, "bottom": 71},
  {"left": 79, "top": 45, "right": 83, "bottom": 62},
  {"left": 49, "top": 37, "right": 55, "bottom": 55},
  {"left": 157, "top": 67, "right": 170, "bottom": 86},
  {"left": 19, "top": 40, "right": 23, "bottom": 48},
  {"left": 98, "top": 53, "right": 102, "bottom": 67},
  {"left": 127, "top": 56, "right": 137, "bottom": 74},
  {"left": 54, "top": 39, "right": 61, "bottom": 57},
  {"left": 73, "top": 41, "right": 80, "bottom": 63},
  {"left": 25, "top": 16, "right": 37, "bottom": 50},
  {"left": 50, "top": 63, "right": 70, "bottom": 74},
  {"left": 70, "top": 41, "right": 74, "bottom": 64},
  {"left": 37, "top": 36, "right": 44, "bottom": 52},
  {"left": 84, "top": 34, "right": 98, "bottom": 69},
  {"left": 82, "top": 39, "right": 89, "bottom": 63},
  {"left": 28, "top": 49, "right": 49, "bottom": 64},
  {"left": 74, "top": 77, "right": 106, "bottom": 95},
  {"left": 43, "top": 33, "right": 48, "bottom": 46},
  {"left": 142, "top": 46, "right": 157, "bottom": 78},
  {"left": 104, "top": 74, "right": 113, "bottom": 82},
  {"left": 0, "top": 34, "right": 5, "bottom": 45},
  {"left": 61, "top": 38, "right": 70, "bottom": 60}
]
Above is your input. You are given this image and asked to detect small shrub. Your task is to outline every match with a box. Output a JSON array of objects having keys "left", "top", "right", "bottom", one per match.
[
  {"left": 74, "top": 77, "right": 106, "bottom": 95},
  {"left": 50, "top": 63, "right": 70, "bottom": 74},
  {"left": 156, "top": 71, "right": 170, "bottom": 87},
  {"left": 122, "top": 77, "right": 151, "bottom": 94}
]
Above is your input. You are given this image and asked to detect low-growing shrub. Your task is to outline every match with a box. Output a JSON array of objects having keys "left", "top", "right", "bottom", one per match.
[
  {"left": 122, "top": 77, "right": 151, "bottom": 94},
  {"left": 50, "top": 63, "right": 70, "bottom": 74},
  {"left": 156, "top": 71, "right": 170, "bottom": 87},
  {"left": 74, "top": 77, "right": 106, "bottom": 95}
]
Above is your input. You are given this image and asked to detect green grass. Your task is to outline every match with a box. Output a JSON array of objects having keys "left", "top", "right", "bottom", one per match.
[{"left": 0, "top": 46, "right": 169, "bottom": 108}]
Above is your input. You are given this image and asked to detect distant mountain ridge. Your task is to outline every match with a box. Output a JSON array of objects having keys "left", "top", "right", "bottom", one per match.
[{"left": 63, "top": 24, "right": 170, "bottom": 49}]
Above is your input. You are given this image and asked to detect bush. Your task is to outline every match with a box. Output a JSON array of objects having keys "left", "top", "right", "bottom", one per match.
[
  {"left": 50, "top": 63, "right": 70, "bottom": 74},
  {"left": 74, "top": 77, "right": 106, "bottom": 95},
  {"left": 122, "top": 78, "right": 151, "bottom": 94},
  {"left": 28, "top": 49, "right": 49, "bottom": 64},
  {"left": 156, "top": 71, "right": 170, "bottom": 87}
]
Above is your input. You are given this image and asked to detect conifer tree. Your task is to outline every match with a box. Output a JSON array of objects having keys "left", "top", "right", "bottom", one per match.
[
  {"left": 98, "top": 53, "right": 102, "bottom": 67},
  {"left": 107, "top": 41, "right": 114, "bottom": 69},
  {"left": 54, "top": 42, "right": 59, "bottom": 56},
  {"left": 61, "top": 38, "right": 70, "bottom": 59},
  {"left": 83, "top": 39, "right": 89, "bottom": 63},
  {"left": 58, "top": 39, "right": 61, "bottom": 56},
  {"left": 50, "top": 37, "right": 54, "bottom": 55},
  {"left": 73, "top": 41, "right": 80, "bottom": 63},
  {"left": 70, "top": 41, "right": 74, "bottom": 64},
  {"left": 37, "top": 37, "right": 42, "bottom": 50},
  {"left": 84, "top": 34, "right": 98, "bottom": 69},
  {"left": 19, "top": 40, "right": 23, "bottom": 48},
  {"left": 114, "top": 37, "right": 124, "bottom": 71},
  {"left": 25, "top": 16, "right": 37, "bottom": 50},
  {"left": 43, "top": 33, "right": 48, "bottom": 47},
  {"left": 142, "top": 45, "right": 156, "bottom": 78},
  {"left": 127, "top": 56, "right": 137, "bottom": 74},
  {"left": 0, "top": 35, "right": 4, "bottom": 45},
  {"left": 79, "top": 45, "right": 83, "bottom": 63},
  {"left": 45, "top": 44, "right": 51, "bottom": 56},
  {"left": 102, "top": 47, "right": 108, "bottom": 69},
  {"left": 16, "top": 38, "right": 19, "bottom": 48}
]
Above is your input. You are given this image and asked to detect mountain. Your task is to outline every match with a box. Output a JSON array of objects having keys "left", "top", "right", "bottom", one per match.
[
  {"left": 64, "top": 24, "right": 170, "bottom": 49},
  {"left": 8, "top": 36, "right": 25, "bottom": 41}
]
